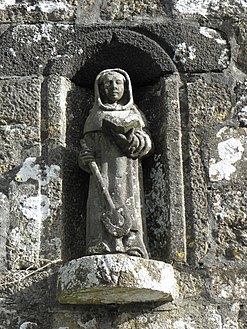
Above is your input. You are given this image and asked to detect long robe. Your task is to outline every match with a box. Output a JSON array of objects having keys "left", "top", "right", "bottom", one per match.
[{"left": 79, "top": 69, "right": 152, "bottom": 258}]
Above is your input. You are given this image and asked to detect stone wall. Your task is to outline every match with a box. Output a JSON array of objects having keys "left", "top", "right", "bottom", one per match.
[{"left": 0, "top": 1, "right": 246, "bottom": 328}]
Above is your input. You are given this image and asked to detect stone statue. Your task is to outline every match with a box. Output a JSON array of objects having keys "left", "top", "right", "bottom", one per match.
[{"left": 78, "top": 68, "right": 152, "bottom": 258}]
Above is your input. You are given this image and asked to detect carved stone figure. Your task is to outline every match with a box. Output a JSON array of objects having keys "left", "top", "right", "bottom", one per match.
[{"left": 78, "top": 68, "right": 152, "bottom": 258}]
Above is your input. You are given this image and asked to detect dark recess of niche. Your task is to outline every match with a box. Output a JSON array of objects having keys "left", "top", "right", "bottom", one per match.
[{"left": 72, "top": 40, "right": 175, "bottom": 88}]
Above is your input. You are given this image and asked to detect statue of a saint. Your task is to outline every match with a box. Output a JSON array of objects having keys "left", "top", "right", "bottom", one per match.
[{"left": 78, "top": 68, "right": 152, "bottom": 258}]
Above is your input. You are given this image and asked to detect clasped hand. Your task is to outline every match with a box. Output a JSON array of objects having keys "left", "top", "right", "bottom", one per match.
[{"left": 114, "top": 128, "right": 151, "bottom": 159}]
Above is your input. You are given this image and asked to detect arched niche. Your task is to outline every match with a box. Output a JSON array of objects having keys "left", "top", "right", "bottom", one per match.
[
  {"left": 43, "top": 30, "right": 186, "bottom": 263},
  {"left": 45, "top": 29, "right": 176, "bottom": 86}
]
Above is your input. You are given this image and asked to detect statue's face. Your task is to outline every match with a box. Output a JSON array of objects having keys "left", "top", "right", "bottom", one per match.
[{"left": 101, "top": 72, "right": 125, "bottom": 104}]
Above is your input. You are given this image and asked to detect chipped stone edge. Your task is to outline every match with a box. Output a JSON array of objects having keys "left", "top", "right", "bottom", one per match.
[{"left": 57, "top": 254, "right": 179, "bottom": 305}]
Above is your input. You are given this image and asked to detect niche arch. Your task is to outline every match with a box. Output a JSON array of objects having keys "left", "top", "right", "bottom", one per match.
[
  {"left": 46, "top": 29, "right": 177, "bottom": 86},
  {"left": 45, "top": 30, "right": 186, "bottom": 262}
]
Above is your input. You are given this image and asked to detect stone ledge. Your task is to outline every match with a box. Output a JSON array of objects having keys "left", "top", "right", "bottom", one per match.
[{"left": 57, "top": 254, "right": 178, "bottom": 304}]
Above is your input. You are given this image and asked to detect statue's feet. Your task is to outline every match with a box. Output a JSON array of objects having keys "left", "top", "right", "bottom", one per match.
[
  {"left": 127, "top": 249, "right": 143, "bottom": 257},
  {"left": 87, "top": 241, "right": 111, "bottom": 255}
]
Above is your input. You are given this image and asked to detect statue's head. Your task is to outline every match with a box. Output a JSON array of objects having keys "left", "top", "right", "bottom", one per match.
[
  {"left": 99, "top": 71, "right": 126, "bottom": 104},
  {"left": 94, "top": 69, "right": 133, "bottom": 111}
]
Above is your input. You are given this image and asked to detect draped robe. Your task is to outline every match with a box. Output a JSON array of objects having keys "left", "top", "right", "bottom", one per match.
[{"left": 79, "top": 69, "right": 152, "bottom": 258}]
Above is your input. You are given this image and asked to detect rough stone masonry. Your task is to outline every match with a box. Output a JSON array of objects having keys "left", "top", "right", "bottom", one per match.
[{"left": 0, "top": 1, "right": 246, "bottom": 328}]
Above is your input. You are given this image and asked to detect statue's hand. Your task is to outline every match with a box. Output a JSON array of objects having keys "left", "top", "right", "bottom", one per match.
[
  {"left": 113, "top": 129, "right": 152, "bottom": 159},
  {"left": 78, "top": 139, "right": 95, "bottom": 173},
  {"left": 126, "top": 129, "right": 140, "bottom": 153},
  {"left": 115, "top": 129, "right": 139, "bottom": 154},
  {"left": 127, "top": 129, "right": 152, "bottom": 159},
  {"left": 79, "top": 154, "right": 95, "bottom": 166},
  {"left": 78, "top": 152, "right": 95, "bottom": 174}
]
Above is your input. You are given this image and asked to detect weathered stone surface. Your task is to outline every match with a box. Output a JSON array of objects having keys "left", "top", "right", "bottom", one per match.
[
  {"left": 52, "top": 298, "right": 244, "bottom": 329},
  {"left": 39, "top": 75, "right": 70, "bottom": 261},
  {"left": 76, "top": 0, "right": 167, "bottom": 23},
  {"left": 6, "top": 157, "right": 62, "bottom": 269},
  {"left": 0, "top": 22, "right": 229, "bottom": 82},
  {"left": 211, "top": 186, "right": 246, "bottom": 261},
  {"left": 135, "top": 23, "right": 230, "bottom": 73},
  {"left": 0, "top": 299, "right": 19, "bottom": 329},
  {"left": 0, "top": 193, "right": 9, "bottom": 271},
  {"left": 209, "top": 134, "right": 246, "bottom": 182},
  {"left": 0, "top": 77, "right": 42, "bottom": 173},
  {"left": 234, "top": 20, "right": 247, "bottom": 74},
  {"left": 206, "top": 265, "right": 247, "bottom": 302},
  {"left": 0, "top": 264, "right": 59, "bottom": 328},
  {"left": 1, "top": 0, "right": 246, "bottom": 24},
  {"left": 0, "top": 24, "right": 176, "bottom": 85},
  {"left": 0, "top": 77, "right": 42, "bottom": 126},
  {"left": 8, "top": 181, "right": 42, "bottom": 269},
  {"left": 160, "top": 76, "right": 186, "bottom": 263},
  {"left": 234, "top": 80, "right": 247, "bottom": 127},
  {"left": 183, "top": 78, "right": 234, "bottom": 265},
  {"left": 172, "top": 0, "right": 247, "bottom": 17},
  {"left": 0, "top": 124, "right": 40, "bottom": 175},
  {"left": 0, "top": 0, "right": 76, "bottom": 23},
  {"left": 57, "top": 254, "right": 178, "bottom": 304},
  {"left": 205, "top": 95, "right": 246, "bottom": 261},
  {"left": 0, "top": 24, "right": 75, "bottom": 78}
]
